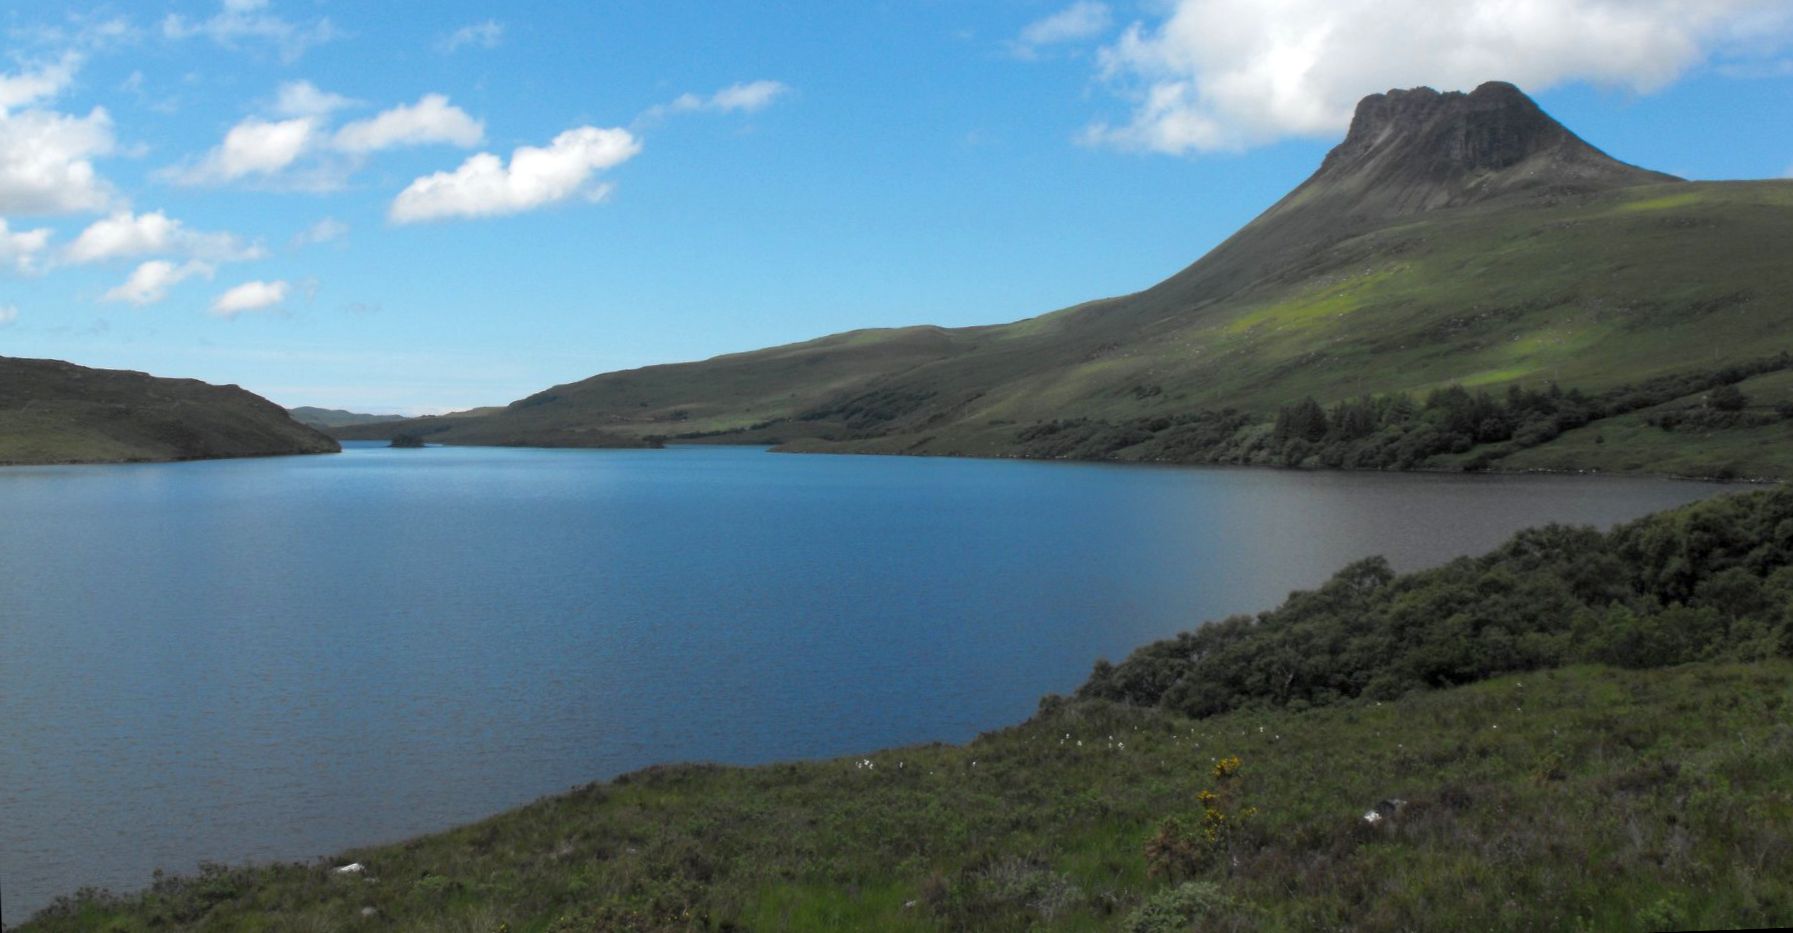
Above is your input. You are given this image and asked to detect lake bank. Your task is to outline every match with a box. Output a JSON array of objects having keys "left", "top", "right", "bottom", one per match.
[
  {"left": 24, "top": 665, "right": 1793, "bottom": 929},
  {"left": 0, "top": 446, "right": 1732, "bottom": 923}
]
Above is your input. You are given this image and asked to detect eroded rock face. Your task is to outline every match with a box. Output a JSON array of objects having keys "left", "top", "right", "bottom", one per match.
[
  {"left": 1308, "top": 81, "right": 1680, "bottom": 218},
  {"left": 1332, "top": 83, "right": 1561, "bottom": 172}
]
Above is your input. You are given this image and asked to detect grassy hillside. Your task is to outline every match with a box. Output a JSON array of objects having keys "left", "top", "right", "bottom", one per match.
[
  {"left": 0, "top": 357, "right": 339, "bottom": 466},
  {"left": 335, "top": 87, "right": 1793, "bottom": 479},
  {"left": 25, "top": 491, "right": 1793, "bottom": 931},
  {"left": 329, "top": 325, "right": 975, "bottom": 445}
]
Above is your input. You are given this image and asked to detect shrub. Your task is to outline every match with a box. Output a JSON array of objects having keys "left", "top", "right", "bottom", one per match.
[
  {"left": 1123, "top": 881, "right": 1251, "bottom": 933},
  {"left": 1710, "top": 384, "right": 1748, "bottom": 412}
]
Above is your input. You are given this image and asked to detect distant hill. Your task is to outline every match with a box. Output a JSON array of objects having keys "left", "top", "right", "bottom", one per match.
[
  {"left": 349, "top": 82, "right": 1793, "bottom": 477},
  {"left": 0, "top": 357, "right": 340, "bottom": 466},
  {"left": 288, "top": 407, "right": 410, "bottom": 429},
  {"left": 331, "top": 404, "right": 660, "bottom": 448}
]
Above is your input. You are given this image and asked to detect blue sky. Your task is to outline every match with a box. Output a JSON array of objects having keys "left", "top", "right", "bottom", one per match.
[{"left": 3, "top": 0, "right": 1792, "bottom": 413}]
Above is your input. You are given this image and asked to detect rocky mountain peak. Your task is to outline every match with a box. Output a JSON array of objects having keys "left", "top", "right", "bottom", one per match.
[{"left": 1304, "top": 81, "right": 1678, "bottom": 217}]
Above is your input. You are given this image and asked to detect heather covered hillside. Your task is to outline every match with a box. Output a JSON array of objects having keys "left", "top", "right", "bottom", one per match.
[{"left": 0, "top": 357, "right": 339, "bottom": 466}]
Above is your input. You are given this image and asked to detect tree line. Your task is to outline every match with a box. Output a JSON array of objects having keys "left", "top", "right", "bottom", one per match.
[
  {"left": 1008, "top": 351, "right": 1793, "bottom": 471},
  {"left": 1270, "top": 350, "right": 1793, "bottom": 470}
]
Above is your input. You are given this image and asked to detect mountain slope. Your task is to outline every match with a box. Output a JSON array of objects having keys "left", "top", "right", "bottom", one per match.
[
  {"left": 349, "top": 82, "right": 1793, "bottom": 475},
  {"left": 0, "top": 357, "right": 340, "bottom": 465}
]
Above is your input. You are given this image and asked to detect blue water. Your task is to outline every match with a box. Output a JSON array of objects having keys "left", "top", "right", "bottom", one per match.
[{"left": 0, "top": 444, "right": 1728, "bottom": 921}]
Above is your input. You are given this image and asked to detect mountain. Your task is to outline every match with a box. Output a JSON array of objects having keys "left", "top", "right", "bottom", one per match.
[
  {"left": 289, "top": 406, "right": 410, "bottom": 429},
  {"left": 345, "top": 82, "right": 1793, "bottom": 477},
  {"left": 0, "top": 357, "right": 340, "bottom": 466}
]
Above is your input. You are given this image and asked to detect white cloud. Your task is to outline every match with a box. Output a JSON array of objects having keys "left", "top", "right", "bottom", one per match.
[
  {"left": 65, "top": 210, "right": 264, "bottom": 264},
  {"left": 1012, "top": 2, "right": 1113, "bottom": 58},
  {"left": 649, "top": 80, "right": 792, "bottom": 120},
  {"left": 389, "top": 126, "right": 641, "bottom": 223},
  {"left": 101, "top": 259, "right": 215, "bottom": 306},
  {"left": 166, "top": 115, "right": 316, "bottom": 185},
  {"left": 0, "top": 305, "right": 15, "bottom": 326},
  {"left": 1087, "top": 0, "right": 1793, "bottom": 154},
  {"left": 274, "top": 80, "right": 356, "bottom": 118},
  {"left": 0, "top": 53, "right": 118, "bottom": 214},
  {"left": 211, "top": 278, "right": 289, "bottom": 317},
  {"left": 0, "top": 218, "right": 51, "bottom": 273},
  {"left": 166, "top": 88, "right": 482, "bottom": 188},
  {"left": 0, "top": 105, "right": 117, "bottom": 214},
  {"left": 439, "top": 20, "right": 503, "bottom": 53},
  {"left": 162, "top": 0, "right": 339, "bottom": 62},
  {"left": 0, "top": 54, "right": 81, "bottom": 114},
  {"left": 709, "top": 80, "right": 791, "bottom": 113},
  {"left": 333, "top": 94, "right": 484, "bottom": 153},
  {"left": 292, "top": 216, "right": 347, "bottom": 247}
]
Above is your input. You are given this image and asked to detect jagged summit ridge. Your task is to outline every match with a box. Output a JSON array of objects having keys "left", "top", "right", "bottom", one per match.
[
  {"left": 1305, "top": 80, "right": 1679, "bottom": 218},
  {"left": 1327, "top": 82, "right": 1564, "bottom": 173}
]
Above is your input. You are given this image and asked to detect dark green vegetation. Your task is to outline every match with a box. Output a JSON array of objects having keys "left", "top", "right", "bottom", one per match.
[
  {"left": 27, "top": 491, "right": 1793, "bottom": 931},
  {"left": 288, "top": 407, "right": 409, "bottom": 430},
  {"left": 339, "top": 83, "right": 1793, "bottom": 478},
  {"left": 1083, "top": 487, "right": 1793, "bottom": 719},
  {"left": 333, "top": 408, "right": 662, "bottom": 449},
  {"left": 0, "top": 356, "right": 338, "bottom": 466}
]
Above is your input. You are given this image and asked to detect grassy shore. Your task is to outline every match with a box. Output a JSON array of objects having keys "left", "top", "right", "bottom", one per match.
[
  {"left": 28, "top": 490, "right": 1793, "bottom": 931},
  {"left": 24, "top": 662, "right": 1793, "bottom": 932}
]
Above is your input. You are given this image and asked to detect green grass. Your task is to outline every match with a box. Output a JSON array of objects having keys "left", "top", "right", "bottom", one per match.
[{"left": 27, "top": 663, "right": 1793, "bottom": 932}]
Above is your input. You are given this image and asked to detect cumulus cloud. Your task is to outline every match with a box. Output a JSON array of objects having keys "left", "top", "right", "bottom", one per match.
[
  {"left": 101, "top": 259, "right": 215, "bottom": 306},
  {"left": 439, "top": 20, "right": 503, "bottom": 53},
  {"left": 0, "top": 105, "right": 117, "bottom": 213},
  {"left": 0, "top": 54, "right": 81, "bottom": 113},
  {"left": 292, "top": 216, "right": 347, "bottom": 247},
  {"left": 333, "top": 94, "right": 484, "bottom": 153},
  {"left": 0, "top": 305, "right": 15, "bottom": 326},
  {"left": 165, "top": 115, "right": 316, "bottom": 185},
  {"left": 1012, "top": 2, "right": 1113, "bottom": 59},
  {"left": 0, "top": 218, "right": 51, "bottom": 273},
  {"left": 211, "top": 278, "right": 289, "bottom": 317},
  {"left": 389, "top": 126, "right": 641, "bottom": 223},
  {"left": 64, "top": 210, "right": 264, "bottom": 264},
  {"left": 166, "top": 86, "right": 485, "bottom": 187},
  {"left": 162, "top": 0, "right": 339, "bottom": 62},
  {"left": 1086, "top": 0, "right": 1793, "bottom": 153},
  {"left": 274, "top": 80, "right": 357, "bottom": 118},
  {"left": 0, "top": 54, "right": 119, "bottom": 214}
]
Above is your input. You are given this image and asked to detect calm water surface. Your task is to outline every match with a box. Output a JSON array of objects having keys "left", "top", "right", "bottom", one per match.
[{"left": 0, "top": 444, "right": 1729, "bottom": 921}]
